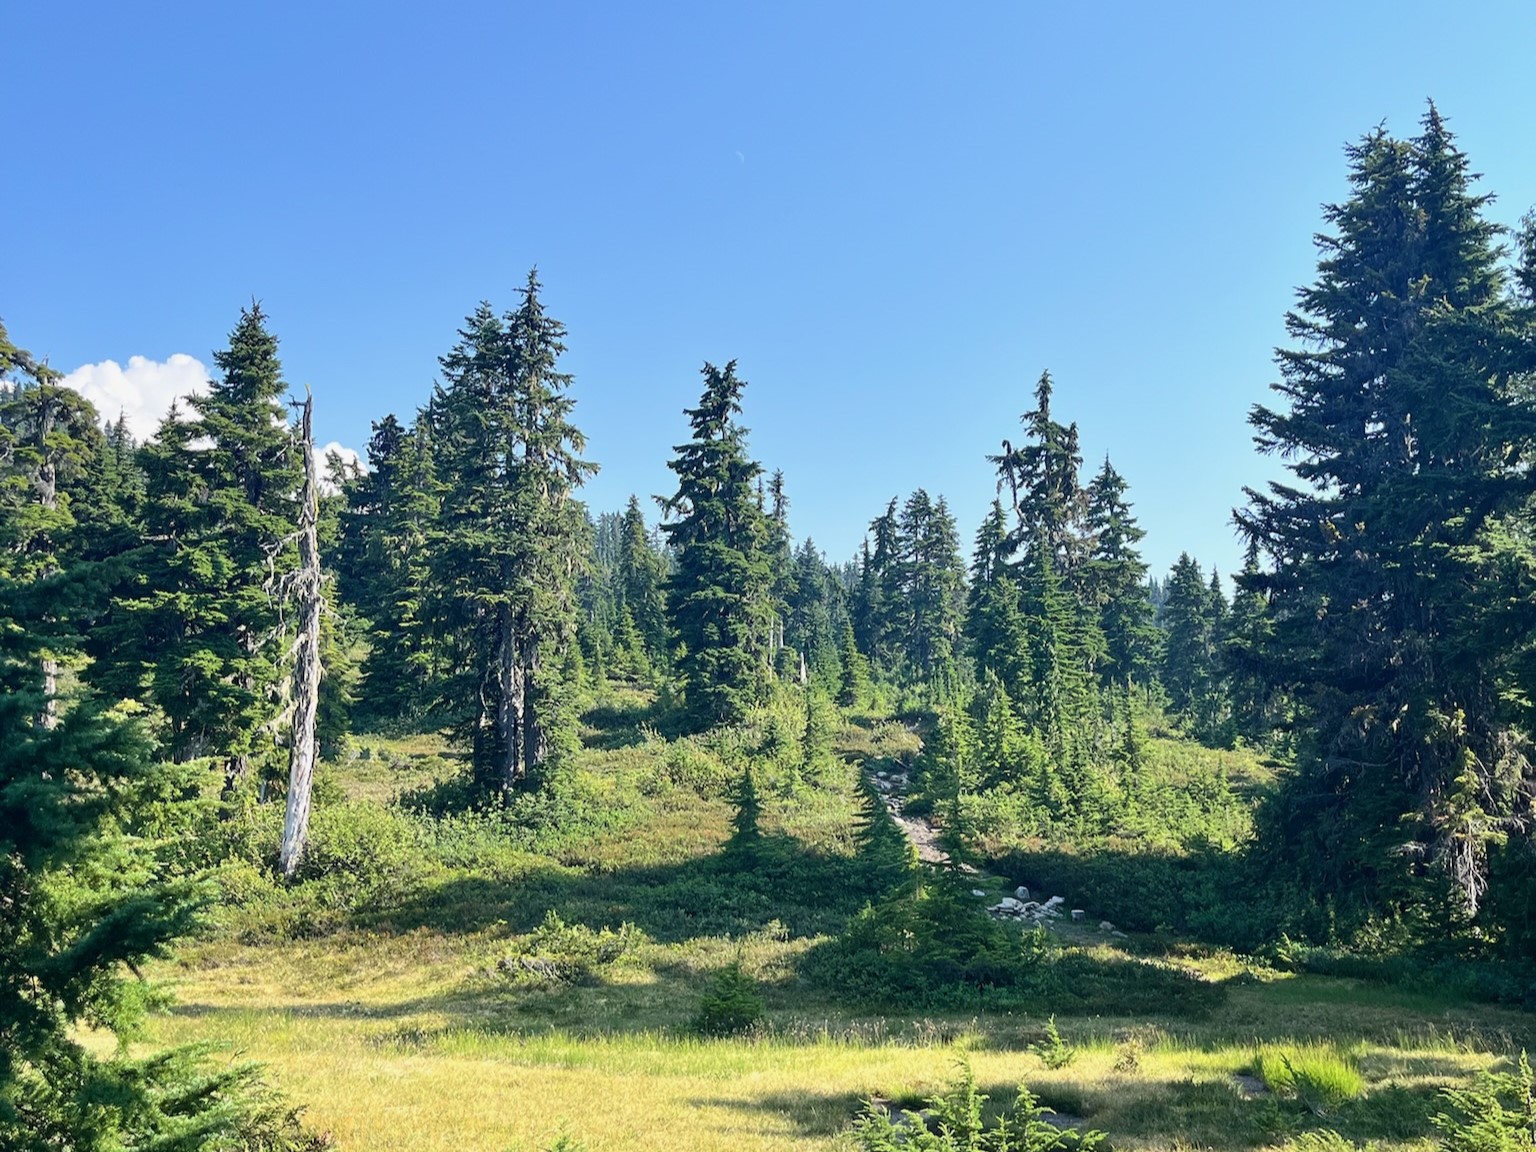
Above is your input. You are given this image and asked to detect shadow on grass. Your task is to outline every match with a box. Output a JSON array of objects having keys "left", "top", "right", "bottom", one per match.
[
  {"left": 692, "top": 1072, "right": 1452, "bottom": 1150},
  {"left": 362, "top": 830, "right": 873, "bottom": 944}
]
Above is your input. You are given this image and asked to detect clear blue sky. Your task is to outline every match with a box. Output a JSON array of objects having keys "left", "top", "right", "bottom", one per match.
[{"left": 6, "top": 1, "right": 1535, "bottom": 581}]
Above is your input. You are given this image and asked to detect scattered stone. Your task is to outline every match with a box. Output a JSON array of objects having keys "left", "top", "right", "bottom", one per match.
[
  {"left": 1071, "top": 909, "right": 1085, "bottom": 922},
  {"left": 1231, "top": 1074, "right": 1269, "bottom": 1099},
  {"left": 1040, "top": 1110, "right": 1090, "bottom": 1131}
]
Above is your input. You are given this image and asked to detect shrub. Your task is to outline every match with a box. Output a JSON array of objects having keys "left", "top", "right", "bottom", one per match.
[
  {"left": 500, "top": 911, "right": 647, "bottom": 986},
  {"left": 1031, "top": 1016, "right": 1076, "bottom": 1069},
  {"left": 1432, "top": 1050, "right": 1536, "bottom": 1152},
  {"left": 695, "top": 961, "right": 764, "bottom": 1036},
  {"left": 804, "top": 871, "right": 1048, "bottom": 1008},
  {"left": 851, "top": 1061, "right": 1104, "bottom": 1151}
]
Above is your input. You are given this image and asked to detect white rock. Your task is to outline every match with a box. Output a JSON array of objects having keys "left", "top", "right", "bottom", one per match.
[
  {"left": 1112, "top": 930, "right": 1129, "bottom": 938},
  {"left": 1014, "top": 886, "right": 1030, "bottom": 901},
  {"left": 1071, "top": 909, "right": 1085, "bottom": 921},
  {"left": 1099, "top": 920, "right": 1115, "bottom": 932},
  {"left": 1043, "top": 895, "right": 1065, "bottom": 909},
  {"left": 971, "top": 889, "right": 987, "bottom": 898}
]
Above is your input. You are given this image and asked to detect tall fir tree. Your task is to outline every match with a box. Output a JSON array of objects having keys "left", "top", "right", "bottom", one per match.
[
  {"left": 660, "top": 361, "right": 774, "bottom": 729},
  {"left": 1083, "top": 457, "right": 1157, "bottom": 690},
  {"left": 108, "top": 305, "right": 303, "bottom": 792},
  {"left": 427, "top": 273, "right": 595, "bottom": 790},
  {"left": 1237, "top": 106, "right": 1536, "bottom": 917},
  {"left": 617, "top": 493, "right": 669, "bottom": 666}
]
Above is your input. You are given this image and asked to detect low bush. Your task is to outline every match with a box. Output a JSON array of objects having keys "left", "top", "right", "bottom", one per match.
[
  {"left": 1432, "top": 1050, "right": 1536, "bottom": 1152},
  {"left": 851, "top": 1061, "right": 1104, "bottom": 1151},
  {"left": 695, "top": 961, "right": 765, "bottom": 1036},
  {"left": 499, "top": 911, "right": 647, "bottom": 986},
  {"left": 803, "top": 871, "right": 1049, "bottom": 1009}
]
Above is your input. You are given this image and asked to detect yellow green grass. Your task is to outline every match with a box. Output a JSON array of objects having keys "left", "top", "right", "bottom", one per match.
[{"left": 125, "top": 705, "right": 1535, "bottom": 1151}]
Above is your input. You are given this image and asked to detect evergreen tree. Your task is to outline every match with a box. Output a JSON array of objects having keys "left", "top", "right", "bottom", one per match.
[
  {"left": 990, "top": 371, "right": 1088, "bottom": 578},
  {"left": 338, "top": 415, "right": 442, "bottom": 725},
  {"left": 617, "top": 494, "right": 669, "bottom": 665},
  {"left": 1225, "top": 539, "right": 1277, "bottom": 745},
  {"left": 428, "top": 273, "right": 596, "bottom": 790},
  {"left": 1159, "top": 553, "right": 1228, "bottom": 742},
  {"left": 966, "top": 499, "right": 1030, "bottom": 698},
  {"left": 109, "top": 305, "right": 302, "bottom": 792},
  {"left": 724, "top": 766, "right": 763, "bottom": 864},
  {"left": 1083, "top": 457, "right": 1157, "bottom": 690},
  {"left": 896, "top": 490, "right": 966, "bottom": 686},
  {"left": 0, "top": 337, "right": 104, "bottom": 727},
  {"left": 1, "top": 321, "right": 280, "bottom": 1147},
  {"left": 785, "top": 537, "right": 846, "bottom": 682},
  {"left": 837, "top": 619, "right": 872, "bottom": 708},
  {"left": 1237, "top": 106, "right": 1536, "bottom": 916},
  {"left": 660, "top": 361, "right": 774, "bottom": 729}
]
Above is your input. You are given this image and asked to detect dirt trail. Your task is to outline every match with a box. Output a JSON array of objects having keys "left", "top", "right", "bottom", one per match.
[{"left": 869, "top": 760, "right": 971, "bottom": 869}]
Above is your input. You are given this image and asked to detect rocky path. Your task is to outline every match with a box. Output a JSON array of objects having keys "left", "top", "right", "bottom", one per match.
[
  {"left": 868, "top": 761, "right": 954, "bottom": 865},
  {"left": 866, "top": 759, "right": 1126, "bottom": 939}
]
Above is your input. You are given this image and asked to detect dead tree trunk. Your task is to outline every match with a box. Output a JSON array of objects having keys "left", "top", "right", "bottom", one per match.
[{"left": 280, "top": 391, "right": 324, "bottom": 879}]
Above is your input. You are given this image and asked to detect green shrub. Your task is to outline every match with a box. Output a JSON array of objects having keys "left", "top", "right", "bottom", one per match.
[
  {"left": 851, "top": 1061, "right": 1104, "bottom": 1151},
  {"left": 695, "top": 961, "right": 764, "bottom": 1036},
  {"left": 804, "top": 871, "right": 1048, "bottom": 1009},
  {"left": 1031, "top": 1016, "right": 1076, "bottom": 1069},
  {"left": 297, "top": 801, "right": 426, "bottom": 901},
  {"left": 1433, "top": 1050, "right": 1536, "bottom": 1152},
  {"left": 500, "top": 911, "right": 647, "bottom": 986}
]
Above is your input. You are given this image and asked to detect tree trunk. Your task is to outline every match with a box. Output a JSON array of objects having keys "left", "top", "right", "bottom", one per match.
[
  {"left": 495, "top": 603, "right": 523, "bottom": 790},
  {"left": 280, "top": 392, "right": 324, "bottom": 879},
  {"left": 523, "top": 636, "right": 546, "bottom": 774},
  {"left": 36, "top": 454, "right": 59, "bottom": 729}
]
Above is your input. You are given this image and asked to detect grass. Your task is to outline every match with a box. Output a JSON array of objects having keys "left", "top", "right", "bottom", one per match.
[
  {"left": 125, "top": 687, "right": 1536, "bottom": 1151},
  {"left": 1254, "top": 1043, "right": 1367, "bottom": 1116}
]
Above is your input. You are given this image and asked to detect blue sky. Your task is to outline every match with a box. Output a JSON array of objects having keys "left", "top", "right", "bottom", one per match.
[{"left": 6, "top": 1, "right": 1535, "bottom": 581}]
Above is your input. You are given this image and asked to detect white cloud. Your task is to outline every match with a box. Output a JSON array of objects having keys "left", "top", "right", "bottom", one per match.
[
  {"left": 319, "top": 440, "right": 365, "bottom": 495},
  {"left": 59, "top": 353, "right": 209, "bottom": 442}
]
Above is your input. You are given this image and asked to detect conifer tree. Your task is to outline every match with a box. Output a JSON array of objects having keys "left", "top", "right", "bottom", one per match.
[
  {"left": 660, "top": 361, "right": 774, "bottom": 729},
  {"left": 0, "top": 334, "right": 104, "bottom": 727},
  {"left": 1159, "top": 553, "right": 1228, "bottom": 742},
  {"left": 428, "top": 273, "right": 596, "bottom": 790},
  {"left": 1238, "top": 106, "right": 1536, "bottom": 915},
  {"left": 1083, "top": 457, "right": 1157, "bottom": 690},
  {"left": 837, "top": 619, "right": 872, "bottom": 708},
  {"left": 617, "top": 494, "right": 669, "bottom": 664},
  {"left": 990, "top": 371, "right": 1088, "bottom": 578},
  {"left": 896, "top": 490, "right": 966, "bottom": 686},
  {"left": 338, "top": 415, "right": 442, "bottom": 725},
  {"left": 110, "top": 305, "right": 302, "bottom": 792},
  {"left": 966, "top": 499, "right": 1030, "bottom": 698}
]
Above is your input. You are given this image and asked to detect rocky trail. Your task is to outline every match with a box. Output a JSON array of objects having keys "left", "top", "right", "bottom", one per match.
[{"left": 868, "top": 760, "right": 1126, "bottom": 940}]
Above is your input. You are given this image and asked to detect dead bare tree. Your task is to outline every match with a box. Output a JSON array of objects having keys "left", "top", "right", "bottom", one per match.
[{"left": 279, "top": 389, "right": 323, "bottom": 879}]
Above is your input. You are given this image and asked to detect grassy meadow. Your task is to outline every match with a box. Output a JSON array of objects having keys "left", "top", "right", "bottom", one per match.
[{"left": 126, "top": 692, "right": 1535, "bottom": 1151}]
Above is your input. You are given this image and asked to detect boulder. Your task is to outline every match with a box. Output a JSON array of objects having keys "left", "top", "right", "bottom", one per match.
[
  {"left": 1099, "top": 920, "right": 1115, "bottom": 932},
  {"left": 1070, "top": 909, "right": 1085, "bottom": 922},
  {"left": 971, "top": 889, "right": 987, "bottom": 898},
  {"left": 1014, "top": 886, "right": 1030, "bottom": 901}
]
